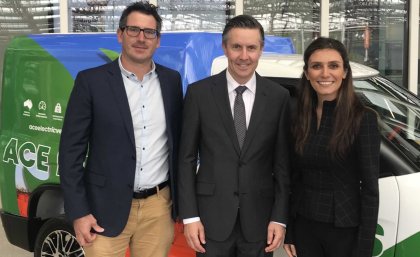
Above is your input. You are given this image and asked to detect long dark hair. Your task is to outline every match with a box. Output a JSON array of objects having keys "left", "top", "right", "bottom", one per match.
[{"left": 293, "top": 37, "right": 365, "bottom": 157}]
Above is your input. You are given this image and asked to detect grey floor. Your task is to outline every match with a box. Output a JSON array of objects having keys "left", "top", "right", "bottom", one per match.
[
  {"left": 0, "top": 193, "right": 32, "bottom": 257},
  {"left": 0, "top": 192, "right": 286, "bottom": 257}
]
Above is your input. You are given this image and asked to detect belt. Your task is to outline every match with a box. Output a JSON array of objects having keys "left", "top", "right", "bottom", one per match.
[{"left": 133, "top": 180, "right": 168, "bottom": 199}]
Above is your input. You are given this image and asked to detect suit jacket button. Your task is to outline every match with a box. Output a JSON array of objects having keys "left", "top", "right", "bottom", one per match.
[
  {"left": 234, "top": 192, "right": 239, "bottom": 196},
  {"left": 131, "top": 155, "right": 135, "bottom": 160}
]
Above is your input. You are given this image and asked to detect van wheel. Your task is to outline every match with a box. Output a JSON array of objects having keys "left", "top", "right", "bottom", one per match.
[{"left": 34, "top": 218, "right": 85, "bottom": 257}]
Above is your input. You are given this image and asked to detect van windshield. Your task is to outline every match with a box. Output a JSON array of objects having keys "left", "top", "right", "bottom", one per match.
[{"left": 355, "top": 77, "right": 420, "bottom": 172}]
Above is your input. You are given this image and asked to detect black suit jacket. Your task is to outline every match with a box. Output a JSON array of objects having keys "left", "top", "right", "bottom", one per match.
[
  {"left": 178, "top": 70, "right": 291, "bottom": 242},
  {"left": 59, "top": 60, "right": 183, "bottom": 237}
]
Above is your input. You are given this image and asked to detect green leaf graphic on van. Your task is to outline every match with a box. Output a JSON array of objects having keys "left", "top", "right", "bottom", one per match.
[
  {"left": 373, "top": 224, "right": 384, "bottom": 256},
  {"left": 373, "top": 231, "right": 420, "bottom": 257},
  {"left": 99, "top": 48, "right": 119, "bottom": 61}
]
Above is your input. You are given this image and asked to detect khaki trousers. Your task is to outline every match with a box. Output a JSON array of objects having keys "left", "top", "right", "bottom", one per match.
[{"left": 84, "top": 186, "right": 174, "bottom": 257}]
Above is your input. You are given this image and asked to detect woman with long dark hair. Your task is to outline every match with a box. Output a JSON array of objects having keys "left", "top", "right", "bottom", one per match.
[{"left": 284, "top": 37, "right": 380, "bottom": 257}]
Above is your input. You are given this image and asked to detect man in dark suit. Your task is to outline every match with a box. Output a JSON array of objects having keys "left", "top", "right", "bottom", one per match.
[
  {"left": 59, "top": 2, "right": 182, "bottom": 257},
  {"left": 178, "top": 15, "right": 290, "bottom": 257}
]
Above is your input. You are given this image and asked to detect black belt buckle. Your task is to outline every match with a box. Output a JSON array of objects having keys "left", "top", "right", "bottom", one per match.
[
  {"left": 133, "top": 188, "right": 156, "bottom": 199},
  {"left": 133, "top": 181, "right": 168, "bottom": 199}
]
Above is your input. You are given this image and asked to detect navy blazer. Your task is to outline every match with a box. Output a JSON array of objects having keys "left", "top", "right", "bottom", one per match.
[
  {"left": 59, "top": 59, "right": 183, "bottom": 237},
  {"left": 178, "top": 70, "right": 291, "bottom": 242}
]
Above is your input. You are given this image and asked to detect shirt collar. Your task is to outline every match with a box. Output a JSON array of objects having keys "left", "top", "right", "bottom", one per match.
[
  {"left": 118, "top": 55, "right": 156, "bottom": 81},
  {"left": 226, "top": 69, "right": 256, "bottom": 94}
]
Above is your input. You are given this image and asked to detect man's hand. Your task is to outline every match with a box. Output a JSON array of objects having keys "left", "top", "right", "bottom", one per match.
[
  {"left": 183, "top": 221, "right": 206, "bottom": 253},
  {"left": 265, "top": 222, "right": 285, "bottom": 252},
  {"left": 284, "top": 244, "right": 297, "bottom": 257},
  {"left": 73, "top": 214, "right": 104, "bottom": 246}
]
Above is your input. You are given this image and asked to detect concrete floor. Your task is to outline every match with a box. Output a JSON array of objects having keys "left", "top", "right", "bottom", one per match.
[
  {"left": 0, "top": 193, "right": 33, "bottom": 257},
  {"left": 0, "top": 221, "right": 33, "bottom": 257},
  {"left": 0, "top": 192, "right": 286, "bottom": 257}
]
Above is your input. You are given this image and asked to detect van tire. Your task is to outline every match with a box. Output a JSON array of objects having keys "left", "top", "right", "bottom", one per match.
[{"left": 34, "top": 218, "right": 84, "bottom": 257}]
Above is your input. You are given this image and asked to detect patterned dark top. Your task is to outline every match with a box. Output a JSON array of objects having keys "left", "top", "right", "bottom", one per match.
[{"left": 289, "top": 100, "right": 380, "bottom": 257}]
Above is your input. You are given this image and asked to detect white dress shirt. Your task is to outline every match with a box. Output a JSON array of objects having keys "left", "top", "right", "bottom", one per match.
[
  {"left": 227, "top": 70, "right": 256, "bottom": 128},
  {"left": 119, "top": 57, "right": 169, "bottom": 191}
]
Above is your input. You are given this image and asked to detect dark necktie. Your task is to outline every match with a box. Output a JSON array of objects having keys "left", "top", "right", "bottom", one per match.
[{"left": 234, "top": 86, "right": 247, "bottom": 149}]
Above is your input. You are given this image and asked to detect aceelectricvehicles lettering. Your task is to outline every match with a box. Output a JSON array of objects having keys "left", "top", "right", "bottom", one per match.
[{"left": 28, "top": 124, "right": 62, "bottom": 134}]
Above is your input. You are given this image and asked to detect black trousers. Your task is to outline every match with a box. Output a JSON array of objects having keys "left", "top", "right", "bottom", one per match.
[
  {"left": 197, "top": 216, "right": 272, "bottom": 257},
  {"left": 294, "top": 215, "right": 358, "bottom": 257}
]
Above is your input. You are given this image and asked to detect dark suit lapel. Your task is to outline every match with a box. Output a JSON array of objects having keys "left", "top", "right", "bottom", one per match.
[
  {"left": 106, "top": 60, "right": 136, "bottom": 148},
  {"left": 241, "top": 74, "right": 267, "bottom": 156},
  {"left": 211, "top": 70, "right": 241, "bottom": 155}
]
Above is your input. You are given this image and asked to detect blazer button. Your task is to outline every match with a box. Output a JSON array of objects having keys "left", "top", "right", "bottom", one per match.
[
  {"left": 234, "top": 191, "right": 239, "bottom": 196},
  {"left": 131, "top": 155, "right": 135, "bottom": 160}
]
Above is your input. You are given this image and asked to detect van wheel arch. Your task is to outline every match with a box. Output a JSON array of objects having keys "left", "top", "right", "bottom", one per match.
[{"left": 28, "top": 184, "right": 65, "bottom": 219}]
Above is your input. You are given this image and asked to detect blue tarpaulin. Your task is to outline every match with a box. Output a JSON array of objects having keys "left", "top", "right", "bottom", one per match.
[{"left": 29, "top": 32, "right": 295, "bottom": 92}]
